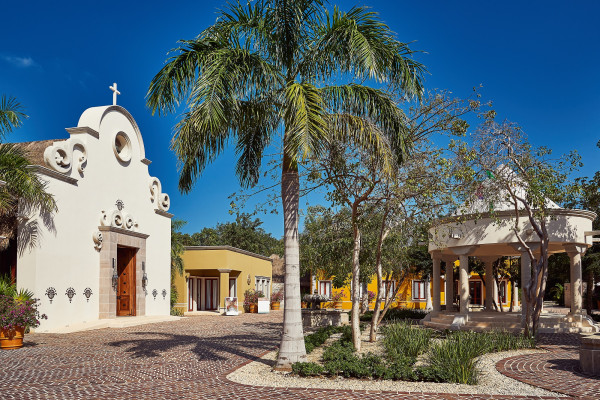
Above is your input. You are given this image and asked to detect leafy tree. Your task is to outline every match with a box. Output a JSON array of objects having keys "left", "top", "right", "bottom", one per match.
[
  {"left": 147, "top": 0, "right": 424, "bottom": 368},
  {"left": 454, "top": 117, "right": 581, "bottom": 336},
  {"left": 182, "top": 213, "right": 282, "bottom": 256}
]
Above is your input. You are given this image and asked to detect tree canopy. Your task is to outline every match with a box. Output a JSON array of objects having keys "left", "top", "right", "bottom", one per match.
[{"left": 180, "top": 213, "right": 282, "bottom": 256}]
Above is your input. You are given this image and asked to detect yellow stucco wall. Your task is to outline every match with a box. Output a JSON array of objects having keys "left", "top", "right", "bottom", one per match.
[
  {"left": 314, "top": 270, "right": 514, "bottom": 311},
  {"left": 173, "top": 246, "right": 272, "bottom": 314}
]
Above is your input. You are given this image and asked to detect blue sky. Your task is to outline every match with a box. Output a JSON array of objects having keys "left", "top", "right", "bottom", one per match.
[{"left": 1, "top": 1, "right": 599, "bottom": 238}]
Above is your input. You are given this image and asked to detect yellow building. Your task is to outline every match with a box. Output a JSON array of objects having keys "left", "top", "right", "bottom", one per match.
[
  {"left": 314, "top": 269, "right": 515, "bottom": 311},
  {"left": 173, "top": 246, "right": 273, "bottom": 314}
]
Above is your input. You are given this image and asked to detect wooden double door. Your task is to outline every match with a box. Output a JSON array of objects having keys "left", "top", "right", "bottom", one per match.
[{"left": 117, "top": 246, "right": 137, "bottom": 316}]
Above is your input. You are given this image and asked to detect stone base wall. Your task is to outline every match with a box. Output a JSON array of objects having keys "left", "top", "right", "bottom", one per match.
[
  {"left": 581, "top": 333, "right": 600, "bottom": 375},
  {"left": 301, "top": 309, "right": 349, "bottom": 328}
]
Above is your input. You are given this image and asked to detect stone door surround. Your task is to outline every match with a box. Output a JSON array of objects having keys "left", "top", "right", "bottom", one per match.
[{"left": 98, "top": 226, "right": 149, "bottom": 319}]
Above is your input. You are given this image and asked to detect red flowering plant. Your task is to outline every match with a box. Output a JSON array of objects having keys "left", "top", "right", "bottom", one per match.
[
  {"left": 0, "top": 295, "right": 47, "bottom": 331},
  {"left": 270, "top": 290, "right": 283, "bottom": 303}
]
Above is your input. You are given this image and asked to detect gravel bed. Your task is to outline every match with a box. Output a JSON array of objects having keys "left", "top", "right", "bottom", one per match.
[{"left": 227, "top": 348, "right": 564, "bottom": 397}]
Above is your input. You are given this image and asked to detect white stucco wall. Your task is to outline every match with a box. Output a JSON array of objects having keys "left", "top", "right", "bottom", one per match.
[{"left": 17, "top": 105, "right": 172, "bottom": 330}]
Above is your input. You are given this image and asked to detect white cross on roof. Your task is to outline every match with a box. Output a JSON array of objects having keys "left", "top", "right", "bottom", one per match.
[{"left": 109, "top": 82, "right": 121, "bottom": 105}]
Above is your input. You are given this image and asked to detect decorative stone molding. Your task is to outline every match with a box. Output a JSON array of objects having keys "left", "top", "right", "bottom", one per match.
[
  {"left": 93, "top": 231, "right": 103, "bottom": 251},
  {"left": 100, "top": 207, "right": 138, "bottom": 232},
  {"left": 149, "top": 177, "right": 170, "bottom": 212},
  {"left": 43, "top": 137, "right": 87, "bottom": 175}
]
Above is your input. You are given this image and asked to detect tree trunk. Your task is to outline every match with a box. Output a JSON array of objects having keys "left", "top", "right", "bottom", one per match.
[
  {"left": 369, "top": 221, "right": 389, "bottom": 342},
  {"left": 351, "top": 211, "right": 362, "bottom": 351},
  {"left": 275, "top": 155, "right": 306, "bottom": 370}
]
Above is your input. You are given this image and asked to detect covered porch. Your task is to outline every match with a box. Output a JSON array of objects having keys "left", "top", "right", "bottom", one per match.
[
  {"left": 426, "top": 207, "right": 598, "bottom": 333},
  {"left": 185, "top": 269, "right": 241, "bottom": 314}
]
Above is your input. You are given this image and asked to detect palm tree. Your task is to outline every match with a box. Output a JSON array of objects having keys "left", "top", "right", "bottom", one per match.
[
  {"left": 147, "top": 0, "right": 425, "bottom": 369},
  {"left": 0, "top": 95, "right": 56, "bottom": 255}
]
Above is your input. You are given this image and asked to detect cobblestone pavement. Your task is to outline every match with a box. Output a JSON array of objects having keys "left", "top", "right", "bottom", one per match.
[
  {"left": 497, "top": 334, "right": 600, "bottom": 400},
  {"left": 0, "top": 313, "right": 589, "bottom": 400}
]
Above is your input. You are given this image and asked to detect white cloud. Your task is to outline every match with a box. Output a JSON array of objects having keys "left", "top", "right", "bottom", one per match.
[{"left": 2, "top": 55, "right": 37, "bottom": 68}]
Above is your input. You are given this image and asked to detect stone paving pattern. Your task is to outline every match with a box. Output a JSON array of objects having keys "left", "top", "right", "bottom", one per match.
[
  {"left": 497, "top": 334, "right": 600, "bottom": 400},
  {"left": 0, "top": 313, "right": 597, "bottom": 399}
]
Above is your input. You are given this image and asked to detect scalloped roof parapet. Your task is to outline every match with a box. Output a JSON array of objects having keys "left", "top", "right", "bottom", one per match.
[{"left": 77, "top": 105, "right": 146, "bottom": 161}]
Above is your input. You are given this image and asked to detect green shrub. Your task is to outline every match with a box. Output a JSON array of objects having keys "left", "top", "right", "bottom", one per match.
[
  {"left": 304, "top": 325, "right": 344, "bottom": 353},
  {"left": 292, "top": 362, "right": 324, "bottom": 377},
  {"left": 385, "top": 355, "right": 417, "bottom": 380},
  {"left": 170, "top": 308, "right": 184, "bottom": 316},
  {"left": 423, "top": 330, "right": 534, "bottom": 385},
  {"left": 383, "top": 322, "right": 432, "bottom": 362}
]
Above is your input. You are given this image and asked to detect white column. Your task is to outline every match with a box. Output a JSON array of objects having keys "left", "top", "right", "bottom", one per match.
[
  {"left": 425, "top": 277, "right": 433, "bottom": 311},
  {"left": 480, "top": 257, "right": 497, "bottom": 311},
  {"left": 444, "top": 258, "right": 455, "bottom": 312},
  {"left": 431, "top": 252, "right": 441, "bottom": 313},
  {"left": 450, "top": 246, "right": 478, "bottom": 316},
  {"left": 564, "top": 244, "right": 587, "bottom": 315},
  {"left": 512, "top": 281, "right": 519, "bottom": 310},
  {"left": 459, "top": 254, "right": 469, "bottom": 314}
]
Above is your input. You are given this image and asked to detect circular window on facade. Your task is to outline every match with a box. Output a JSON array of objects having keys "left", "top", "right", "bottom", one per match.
[{"left": 113, "top": 132, "right": 132, "bottom": 162}]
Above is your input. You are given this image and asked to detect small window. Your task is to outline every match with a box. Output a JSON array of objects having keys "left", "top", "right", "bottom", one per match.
[
  {"left": 318, "top": 280, "right": 332, "bottom": 298},
  {"left": 412, "top": 280, "right": 425, "bottom": 300},
  {"left": 255, "top": 276, "right": 270, "bottom": 298},
  {"left": 113, "top": 132, "right": 132, "bottom": 162}
]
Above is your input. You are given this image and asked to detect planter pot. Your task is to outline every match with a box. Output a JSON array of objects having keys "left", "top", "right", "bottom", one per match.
[
  {"left": 248, "top": 304, "right": 257, "bottom": 313},
  {"left": 333, "top": 301, "right": 342, "bottom": 310},
  {"left": 0, "top": 326, "right": 25, "bottom": 350},
  {"left": 271, "top": 301, "right": 280, "bottom": 310}
]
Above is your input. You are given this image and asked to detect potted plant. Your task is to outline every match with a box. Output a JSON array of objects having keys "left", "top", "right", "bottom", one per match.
[
  {"left": 331, "top": 290, "right": 345, "bottom": 309},
  {"left": 243, "top": 289, "right": 258, "bottom": 313},
  {"left": 270, "top": 290, "right": 283, "bottom": 310},
  {"left": 0, "top": 295, "right": 46, "bottom": 350}
]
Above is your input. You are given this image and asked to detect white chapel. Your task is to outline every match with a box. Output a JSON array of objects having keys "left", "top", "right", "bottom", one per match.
[{"left": 0, "top": 87, "right": 173, "bottom": 331}]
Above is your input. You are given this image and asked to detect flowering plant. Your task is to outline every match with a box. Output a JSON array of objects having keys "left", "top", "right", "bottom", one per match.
[
  {"left": 367, "top": 290, "right": 376, "bottom": 302},
  {"left": 243, "top": 289, "right": 258, "bottom": 307},
  {"left": 0, "top": 295, "right": 47, "bottom": 330},
  {"left": 270, "top": 290, "right": 283, "bottom": 303},
  {"left": 331, "top": 290, "right": 345, "bottom": 302}
]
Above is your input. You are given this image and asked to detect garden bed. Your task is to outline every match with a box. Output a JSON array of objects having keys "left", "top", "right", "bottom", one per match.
[
  {"left": 227, "top": 325, "right": 560, "bottom": 397},
  {"left": 293, "top": 322, "right": 535, "bottom": 384}
]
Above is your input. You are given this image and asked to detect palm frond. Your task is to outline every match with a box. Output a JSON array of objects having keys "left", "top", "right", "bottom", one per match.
[
  {"left": 284, "top": 82, "right": 327, "bottom": 162},
  {"left": 303, "top": 6, "right": 426, "bottom": 97},
  {"left": 234, "top": 97, "right": 280, "bottom": 187},
  {"left": 0, "top": 144, "right": 57, "bottom": 215},
  {"left": 325, "top": 113, "right": 395, "bottom": 176},
  {"left": 0, "top": 96, "right": 27, "bottom": 138}
]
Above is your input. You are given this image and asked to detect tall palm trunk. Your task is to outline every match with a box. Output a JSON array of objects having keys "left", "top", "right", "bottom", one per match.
[
  {"left": 275, "top": 153, "right": 306, "bottom": 369},
  {"left": 350, "top": 207, "right": 362, "bottom": 351}
]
